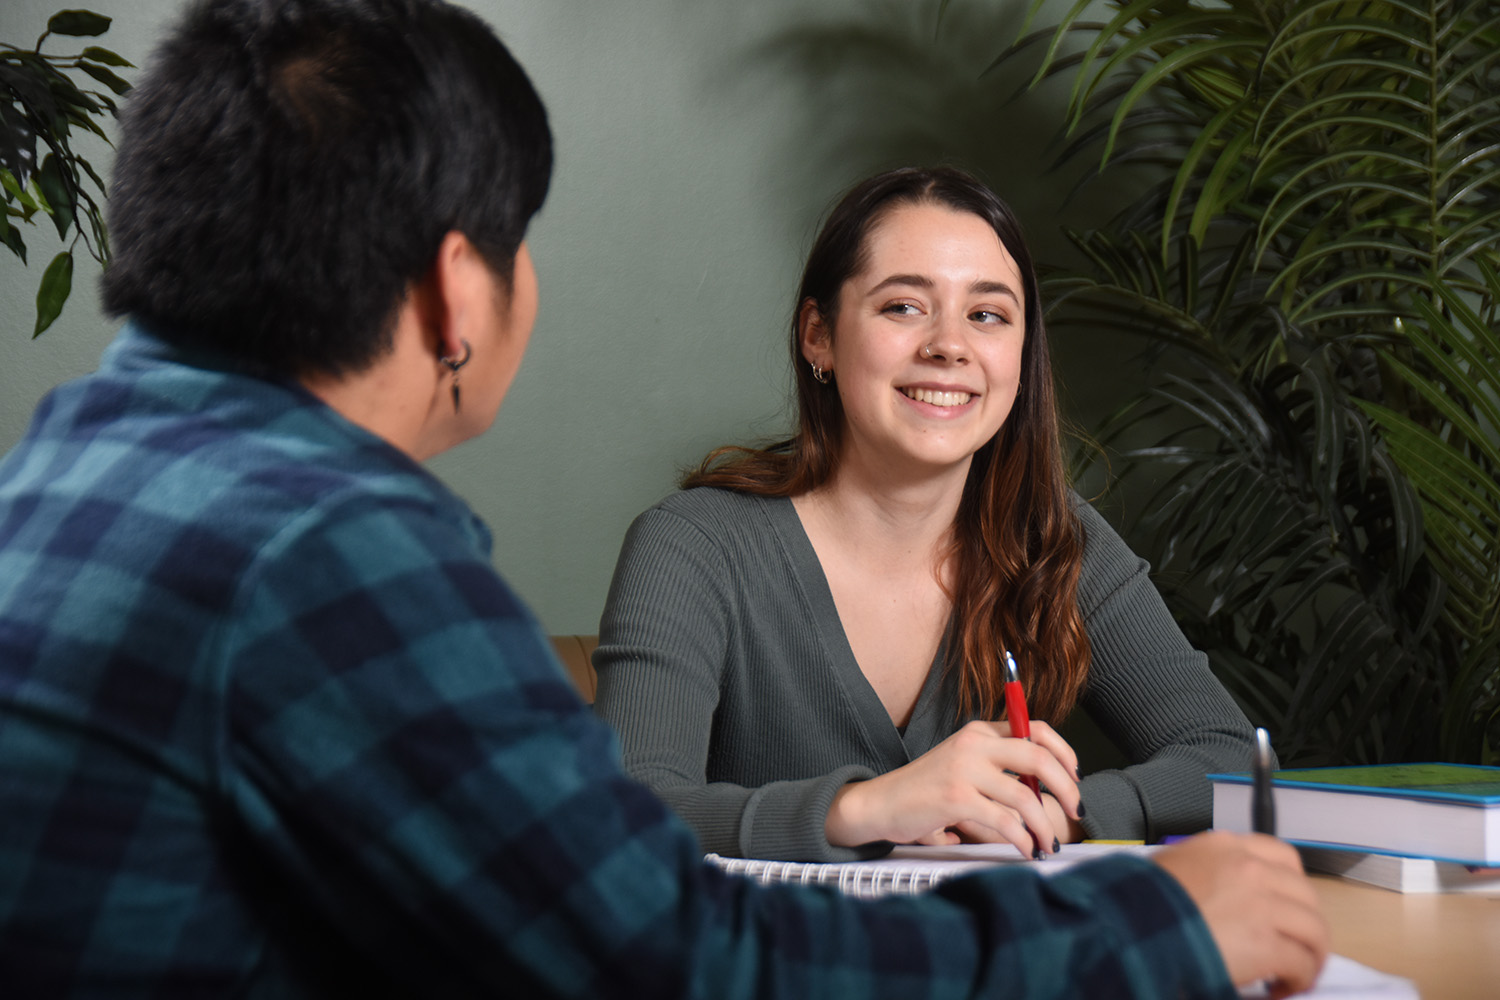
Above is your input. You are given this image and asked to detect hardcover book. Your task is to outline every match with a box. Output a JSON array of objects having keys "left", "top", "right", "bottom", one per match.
[
  {"left": 1296, "top": 845, "right": 1500, "bottom": 895},
  {"left": 1211, "top": 762, "right": 1500, "bottom": 866}
]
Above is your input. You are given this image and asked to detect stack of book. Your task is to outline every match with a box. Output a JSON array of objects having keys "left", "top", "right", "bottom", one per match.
[{"left": 1210, "top": 761, "right": 1500, "bottom": 894}]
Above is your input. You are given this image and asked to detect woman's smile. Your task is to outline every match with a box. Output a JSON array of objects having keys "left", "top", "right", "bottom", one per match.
[{"left": 899, "top": 385, "right": 977, "bottom": 409}]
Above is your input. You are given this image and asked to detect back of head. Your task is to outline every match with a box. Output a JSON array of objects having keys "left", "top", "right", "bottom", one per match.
[{"left": 102, "top": 0, "right": 553, "bottom": 377}]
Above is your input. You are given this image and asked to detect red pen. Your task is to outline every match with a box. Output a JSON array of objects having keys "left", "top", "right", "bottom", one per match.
[{"left": 1003, "top": 650, "right": 1046, "bottom": 858}]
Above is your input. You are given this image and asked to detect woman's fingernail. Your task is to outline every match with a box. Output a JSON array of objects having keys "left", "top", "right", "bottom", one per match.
[
  {"left": 1032, "top": 845, "right": 1045, "bottom": 861},
  {"left": 1052, "top": 837, "right": 1061, "bottom": 854},
  {"left": 1077, "top": 800, "right": 1088, "bottom": 819},
  {"left": 1075, "top": 766, "right": 1082, "bottom": 779}
]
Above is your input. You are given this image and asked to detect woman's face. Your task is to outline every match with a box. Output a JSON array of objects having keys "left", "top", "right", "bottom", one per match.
[{"left": 803, "top": 201, "right": 1026, "bottom": 482}]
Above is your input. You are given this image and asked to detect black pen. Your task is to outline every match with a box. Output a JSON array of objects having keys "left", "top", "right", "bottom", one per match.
[{"left": 1252, "top": 727, "right": 1276, "bottom": 836}]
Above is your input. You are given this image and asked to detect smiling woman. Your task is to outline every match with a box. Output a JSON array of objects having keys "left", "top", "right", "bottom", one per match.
[
  {"left": 592, "top": 166, "right": 1259, "bottom": 862},
  {"left": 799, "top": 203, "right": 1026, "bottom": 481}
]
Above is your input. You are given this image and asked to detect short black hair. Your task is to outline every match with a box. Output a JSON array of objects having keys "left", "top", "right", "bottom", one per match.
[{"left": 102, "top": 0, "right": 553, "bottom": 376}]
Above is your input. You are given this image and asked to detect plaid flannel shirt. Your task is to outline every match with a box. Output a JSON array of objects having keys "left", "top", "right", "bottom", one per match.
[{"left": 0, "top": 324, "right": 1233, "bottom": 998}]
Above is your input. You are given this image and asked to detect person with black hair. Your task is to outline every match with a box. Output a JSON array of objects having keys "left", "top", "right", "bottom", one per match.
[{"left": 0, "top": 1, "right": 1326, "bottom": 997}]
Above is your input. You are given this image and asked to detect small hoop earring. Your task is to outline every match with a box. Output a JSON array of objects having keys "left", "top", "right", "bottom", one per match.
[
  {"left": 440, "top": 339, "right": 472, "bottom": 413},
  {"left": 810, "top": 361, "right": 832, "bottom": 385}
]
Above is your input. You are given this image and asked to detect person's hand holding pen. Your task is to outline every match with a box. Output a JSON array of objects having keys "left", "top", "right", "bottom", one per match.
[
  {"left": 823, "top": 653, "right": 1083, "bottom": 858},
  {"left": 822, "top": 718, "right": 1082, "bottom": 856},
  {"left": 1154, "top": 832, "right": 1329, "bottom": 997},
  {"left": 1153, "top": 727, "right": 1328, "bottom": 998}
]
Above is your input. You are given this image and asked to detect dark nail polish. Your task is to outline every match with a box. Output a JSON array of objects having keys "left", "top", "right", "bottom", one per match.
[
  {"left": 1077, "top": 800, "right": 1087, "bottom": 819},
  {"left": 1075, "top": 765, "right": 1082, "bottom": 780},
  {"left": 1032, "top": 845, "right": 1045, "bottom": 861},
  {"left": 1052, "top": 837, "right": 1061, "bottom": 854}
]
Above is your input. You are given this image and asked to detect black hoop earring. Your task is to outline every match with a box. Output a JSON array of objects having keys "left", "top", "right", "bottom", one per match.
[{"left": 440, "top": 339, "right": 472, "bottom": 413}]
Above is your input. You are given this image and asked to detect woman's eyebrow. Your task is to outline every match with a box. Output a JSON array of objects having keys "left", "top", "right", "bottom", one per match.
[
  {"left": 866, "top": 274, "right": 1020, "bottom": 303},
  {"left": 971, "top": 280, "right": 1020, "bottom": 302},
  {"left": 867, "top": 273, "right": 933, "bottom": 293}
]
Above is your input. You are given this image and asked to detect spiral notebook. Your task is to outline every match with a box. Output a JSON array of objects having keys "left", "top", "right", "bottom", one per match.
[{"left": 705, "top": 842, "right": 1156, "bottom": 899}]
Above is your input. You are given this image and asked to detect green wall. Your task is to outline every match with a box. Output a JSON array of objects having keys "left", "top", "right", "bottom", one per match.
[{"left": 1, "top": 0, "right": 1116, "bottom": 633}]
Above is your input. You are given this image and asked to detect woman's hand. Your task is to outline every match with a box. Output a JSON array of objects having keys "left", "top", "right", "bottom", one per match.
[{"left": 823, "top": 719, "right": 1082, "bottom": 857}]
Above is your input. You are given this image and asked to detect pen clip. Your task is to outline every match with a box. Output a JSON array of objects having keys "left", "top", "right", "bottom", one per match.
[{"left": 1252, "top": 727, "right": 1276, "bottom": 837}]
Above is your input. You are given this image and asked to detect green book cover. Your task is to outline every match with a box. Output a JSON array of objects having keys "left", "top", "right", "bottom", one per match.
[{"left": 1210, "top": 763, "right": 1500, "bottom": 804}]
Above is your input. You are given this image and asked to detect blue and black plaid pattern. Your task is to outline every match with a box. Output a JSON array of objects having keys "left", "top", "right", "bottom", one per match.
[{"left": 0, "top": 325, "right": 1235, "bottom": 998}]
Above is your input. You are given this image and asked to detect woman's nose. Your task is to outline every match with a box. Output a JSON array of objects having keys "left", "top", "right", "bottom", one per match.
[{"left": 921, "top": 316, "right": 970, "bottom": 364}]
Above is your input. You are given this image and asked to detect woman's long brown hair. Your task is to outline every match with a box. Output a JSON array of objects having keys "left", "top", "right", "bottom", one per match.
[{"left": 683, "top": 167, "right": 1090, "bottom": 724}]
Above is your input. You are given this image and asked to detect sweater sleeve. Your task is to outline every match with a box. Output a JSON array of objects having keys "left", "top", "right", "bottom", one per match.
[
  {"left": 1071, "top": 501, "right": 1260, "bottom": 841},
  {"left": 594, "top": 504, "right": 881, "bottom": 862}
]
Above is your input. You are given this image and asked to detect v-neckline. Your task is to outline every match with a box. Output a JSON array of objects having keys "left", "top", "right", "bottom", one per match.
[{"left": 761, "top": 495, "right": 954, "bottom": 762}]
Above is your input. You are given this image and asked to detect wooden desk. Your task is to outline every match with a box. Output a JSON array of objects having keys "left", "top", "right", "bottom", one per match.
[{"left": 1311, "top": 874, "right": 1500, "bottom": 999}]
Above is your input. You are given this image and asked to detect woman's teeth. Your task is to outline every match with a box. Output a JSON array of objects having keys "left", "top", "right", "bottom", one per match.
[{"left": 902, "top": 387, "right": 972, "bottom": 407}]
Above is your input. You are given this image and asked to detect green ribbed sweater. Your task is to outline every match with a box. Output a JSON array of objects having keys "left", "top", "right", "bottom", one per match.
[{"left": 594, "top": 487, "right": 1257, "bottom": 862}]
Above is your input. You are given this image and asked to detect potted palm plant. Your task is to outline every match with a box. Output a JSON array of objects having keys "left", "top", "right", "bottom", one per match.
[{"left": 989, "top": 0, "right": 1499, "bottom": 763}]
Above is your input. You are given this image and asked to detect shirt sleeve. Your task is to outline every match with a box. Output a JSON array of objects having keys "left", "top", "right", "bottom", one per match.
[
  {"left": 1072, "top": 501, "right": 1262, "bottom": 841},
  {"left": 593, "top": 505, "right": 877, "bottom": 862},
  {"left": 213, "top": 493, "right": 1234, "bottom": 999}
]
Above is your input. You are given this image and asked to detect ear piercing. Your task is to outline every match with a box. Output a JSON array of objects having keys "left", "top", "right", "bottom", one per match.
[{"left": 440, "top": 339, "right": 472, "bottom": 413}]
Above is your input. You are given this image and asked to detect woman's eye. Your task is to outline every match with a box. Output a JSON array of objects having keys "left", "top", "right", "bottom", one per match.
[
  {"left": 971, "top": 309, "right": 1011, "bottom": 325},
  {"left": 881, "top": 302, "right": 920, "bottom": 316}
]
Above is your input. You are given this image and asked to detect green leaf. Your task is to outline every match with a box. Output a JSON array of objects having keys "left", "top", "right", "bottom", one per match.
[
  {"left": 1189, "top": 129, "right": 1254, "bottom": 248},
  {"left": 66, "top": 112, "right": 110, "bottom": 141},
  {"left": 46, "top": 10, "right": 112, "bottom": 37},
  {"left": 1100, "top": 39, "right": 1262, "bottom": 165},
  {"left": 34, "top": 154, "right": 75, "bottom": 241},
  {"left": 1260, "top": 180, "right": 1429, "bottom": 264},
  {"left": 1256, "top": 56, "right": 1431, "bottom": 143},
  {"left": 1020, "top": 0, "right": 1097, "bottom": 88},
  {"left": 76, "top": 63, "right": 131, "bottom": 96},
  {"left": 25, "top": 174, "right": 52, "bottom": 215},
  {"left": 1267, "top": 16, "right": 1430, "bottom": 66},
  {"left": 0, "top": 210, "right": 24, "bottom": 264},
  {"left": 79, "top": 46, "right": 133, "bottom": 68},
  {"left": 34, "top": 251, "right": 73, "bottom": 337},
  {"left": 1, "top": 167, "right": 40, "bottom": 212}
]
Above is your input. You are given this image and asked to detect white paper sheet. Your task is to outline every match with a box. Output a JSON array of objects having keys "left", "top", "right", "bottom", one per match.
[{"left": 1241, "top": 953, "right": 1419, "bottom": 999}]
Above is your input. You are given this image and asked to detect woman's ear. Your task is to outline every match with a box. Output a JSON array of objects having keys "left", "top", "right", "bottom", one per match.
[{"left": 798, "top": 299, "right": 832, "bottom": 369}]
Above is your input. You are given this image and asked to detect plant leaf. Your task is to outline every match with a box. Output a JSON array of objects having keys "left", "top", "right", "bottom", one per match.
[
  {"left": 33, "top": 250, "right": 73, "bottom": 337},
  {"left": 46, "top": 11, "right": 112, "bottom": 37},
  {"left": 0, "top": 210, "right": 24, "bottom": 264},
  {"left": 33, "top": 154, "right": 75, "bottom": 240},
  {"left": 76, "top": 62, "right": 131, "bottom": 96},
  {"left": 79, "top": 46, "right": 133, "bottom": 68}
]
